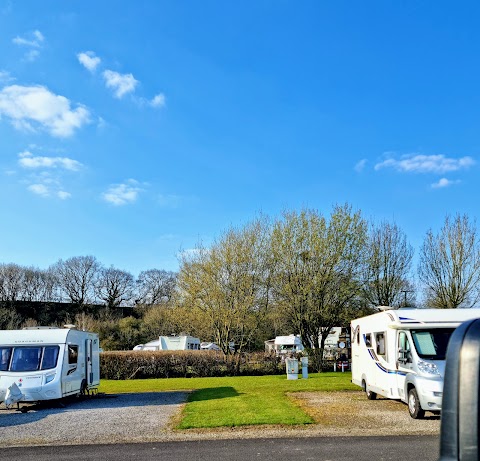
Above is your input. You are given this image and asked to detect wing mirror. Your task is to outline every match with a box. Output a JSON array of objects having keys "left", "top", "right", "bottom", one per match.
[{"left": 439, "top": 318, "right": 480, "bottom": 460}]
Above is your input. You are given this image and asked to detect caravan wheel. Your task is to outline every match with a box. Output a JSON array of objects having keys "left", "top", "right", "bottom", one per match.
[
  {"left": 80, "top": 379, "right": 88, "bottom": 396},
  {"left": 408, "top": 388, "right": 425, "bottom": 419}
]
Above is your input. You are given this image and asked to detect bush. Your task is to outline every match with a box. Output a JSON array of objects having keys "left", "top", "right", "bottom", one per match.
[{"left": 100, "top": 351, "right": 286, "bottom": 379}]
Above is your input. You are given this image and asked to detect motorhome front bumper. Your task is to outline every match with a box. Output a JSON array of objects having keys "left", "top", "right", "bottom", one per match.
[{"left": 415, "top": 376, "right": 443, "bottom": 411}]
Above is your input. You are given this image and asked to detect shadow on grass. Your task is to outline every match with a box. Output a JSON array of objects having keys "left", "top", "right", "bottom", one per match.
[{"left": 187, "top": 386, "right": 241, "bottom": 402}]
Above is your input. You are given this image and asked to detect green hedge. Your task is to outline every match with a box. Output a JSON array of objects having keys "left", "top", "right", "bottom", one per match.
[{"left": 100, "top": 351, "right": 287, "bottom": 379}]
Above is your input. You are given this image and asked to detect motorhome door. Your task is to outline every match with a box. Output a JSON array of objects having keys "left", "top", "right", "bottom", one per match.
[{"left": 396, "top": 331, "right": 413, "bottom": 400}]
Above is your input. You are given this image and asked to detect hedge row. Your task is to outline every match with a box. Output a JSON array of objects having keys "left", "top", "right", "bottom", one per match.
[{"left": 100, "top": 350, "right": 289, "bottom": 380}]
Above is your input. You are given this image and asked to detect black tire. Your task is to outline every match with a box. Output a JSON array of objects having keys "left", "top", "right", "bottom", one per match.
[
  {"left": 363, "top": 379, "right": 377, "bottom": 400},
  {"left": 408, "top": 388, "right": 425, "bottom": 419}
]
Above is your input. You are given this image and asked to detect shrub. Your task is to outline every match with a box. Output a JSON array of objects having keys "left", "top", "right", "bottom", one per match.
[{"left": 100, "top": 351, "right": 285, "bottom": 379}]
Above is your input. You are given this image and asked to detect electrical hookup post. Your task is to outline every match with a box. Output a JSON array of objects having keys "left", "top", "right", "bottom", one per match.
[{"left": 285, "top": 355, "right": 309, "bottom": 379}]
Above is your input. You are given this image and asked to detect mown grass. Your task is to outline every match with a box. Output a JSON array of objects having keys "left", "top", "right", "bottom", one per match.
[{"left": 99, "top": 372, "right": 356, "bottom": 429}]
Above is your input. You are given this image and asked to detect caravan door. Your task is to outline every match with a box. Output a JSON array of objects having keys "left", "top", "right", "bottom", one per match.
[
  {"left": 396, "top": 330, "right": 413, "bottom": 401},
  {"left": 86, "top": 339, "right": 94, "bottom": 386}
]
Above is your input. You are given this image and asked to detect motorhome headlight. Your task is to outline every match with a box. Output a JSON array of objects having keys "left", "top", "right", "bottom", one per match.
[
  {"left": 417, "top": 360, "right": 440, "bottom": 376},
  {"left": 45, "top": 373, "right": 56, "bottom": 384}
]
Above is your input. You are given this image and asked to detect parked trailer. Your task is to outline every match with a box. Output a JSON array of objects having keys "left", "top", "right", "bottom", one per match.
[
  {"left": 351, "top": 307, "right": 480, "bottom": 419},
  {"left": 0, "top": 326, "right": 100, "bottom": 405}
]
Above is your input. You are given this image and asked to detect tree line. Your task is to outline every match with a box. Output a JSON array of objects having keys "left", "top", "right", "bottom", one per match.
[{"left": 2, "top": 204, "right": 480, "bottom": 371}]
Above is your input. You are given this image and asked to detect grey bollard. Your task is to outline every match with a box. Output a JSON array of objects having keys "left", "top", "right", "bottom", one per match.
[{"left": 439, "top": 318, "right": 480, "bottom": 461}]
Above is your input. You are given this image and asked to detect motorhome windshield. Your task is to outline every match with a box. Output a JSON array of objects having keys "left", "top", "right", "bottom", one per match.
[
  {"left": 0, "top": 346, "right": 60, "bottom": 372},
  {"left": 410, "top": 328, "right": 455, "bottom": 360}
]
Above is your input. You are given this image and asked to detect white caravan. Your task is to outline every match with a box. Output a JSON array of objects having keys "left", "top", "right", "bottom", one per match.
[
  {"left": 351, "top": 308, "right": 480, "bottom": 419},
  {"left": 133, "top": 335, "right": 201, "bottom": 351},
  {"left": 0, "top": 326, "right": 100, "bottom": 405},
  {"left": 273, "top": 335, "right": 304, "bottom": 356}
]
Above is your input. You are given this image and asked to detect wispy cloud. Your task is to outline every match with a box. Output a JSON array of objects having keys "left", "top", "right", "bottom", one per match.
[
  {"left": 374, "top": 154, "right": 475, "bottom": 174},
  {"left": 17, "top": 149, "right": 80, "bottom": 199},
  {"left": 77, "top": 51, "right": 101, "bottom": 73},
  {"left": 12, "top": 30, "right": 45, "bottom": 61},
  {"left": 102, "top": 179, "right": 144, "bottom": 205},
  {"left": 0, "top": 70, "right": 14, "bottom": 83},
  {"left": 150, "top": 93, "right": 166, "bottom": 108},
  {"left": 158, "top": 194, "right": 182, "bottom": 208},
  {"left": 103, "top": 70, "right": 138, "bottom": 99},
  {"left": 354, "top": 159, "right": 367, "bottom": 173},
  {"left": 0, "top": 85, "right": 90, "bottom": 137},
  {"left": 18, "top": 151, "right": 83, "bottom": 171},
  {"left": 431, "top": 178, "right": 461, "bottom": 189}
]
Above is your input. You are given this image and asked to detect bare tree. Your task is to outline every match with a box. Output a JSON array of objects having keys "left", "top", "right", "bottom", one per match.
[
  {"left": 51, "top": 256, "right": 101, "bottom": 310},
  {"left": 95, "top": 267, "right": 135, "bottom": 312},
  {"left": 136, "top": 269, "right": 177, "bottom": 305},
  {"left": 362, "top": 221, "right": 414, "bottom": 308},
  {"left": 0, "top": 263, "right": 24, "bottom": 302},
  {"left": 418, "top": 214, "right": 480, "bottom": 308}
]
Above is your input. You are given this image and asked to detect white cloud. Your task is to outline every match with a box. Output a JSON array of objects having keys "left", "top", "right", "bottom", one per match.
[
  {"left": 103, "top": 70, "right": 138, "bottom": 98},
  {"left": 374, "top": 154, "right": 475, "bottom": 174},
  {"left": 431, "top": 178, "right": 460, "bottom": 189},
  {"left": 354, "top": 159, "right": 367, "bottom": 173},
  {"left": 77, "top": 51, "right": 101, "bottom": 73},
  {"left": 12, "top": 30, "right": 45, "bottom": 61},
  {"left": 0, "top": 70, "right": 14, "bottom": 83},
  {"left": 57, "top": 190, "right": 71, "bottom": 200},
  {"left": 18, "top": 151, "right": 83, "bottom": 171},
  {"left": 28, "top": 183, "right": 49, "bottom": 197},
  {"left": 102, "top": 180, "right": 143, "bottom": 206},
  {"left": 12, "top": 29, "right": 44, "bottom": 48},
  {"left": 150, "top": 93, "right": 166, "bottom": 108},
  {"left": 0, "top": 85, "right": 90, "bottom": 137}
]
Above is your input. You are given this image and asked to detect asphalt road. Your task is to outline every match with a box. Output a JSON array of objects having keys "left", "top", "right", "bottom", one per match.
[{"left": 0, "top": 436, "right": 439, "bottom": 461}]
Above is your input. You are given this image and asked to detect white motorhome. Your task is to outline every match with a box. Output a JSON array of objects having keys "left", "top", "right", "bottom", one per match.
[
  {"left": 351, "top": 307, "right": 480, "bottom": 419},
  {"left": 0, "top": 326, "right": 100, "bottom": 405},
  {"left": 133, "top": 335, "right": 201, "bottom": 351}
]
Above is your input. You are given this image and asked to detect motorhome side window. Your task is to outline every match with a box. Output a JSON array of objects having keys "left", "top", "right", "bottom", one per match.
[
  {"left": 365, "top": 333, "right": 372, "bottom": 347},
  {"left": 375, "top": 332, "right": 386, "bottom": 357},
  {"left": 68, "top": 345, "right": 78, "bottom": 364},
  {"left": 398, "top": 332, "right": 411, "bottom": 364}
]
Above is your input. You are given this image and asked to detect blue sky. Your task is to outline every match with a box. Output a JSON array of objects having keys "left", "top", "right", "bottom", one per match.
[{"left": 0, "top": 1, "right": 479, "bottom": 276}]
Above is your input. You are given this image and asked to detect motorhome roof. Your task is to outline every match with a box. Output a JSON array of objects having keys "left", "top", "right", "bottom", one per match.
[{"left": 354, "top": 308, "right": 480, "bottom": 329}]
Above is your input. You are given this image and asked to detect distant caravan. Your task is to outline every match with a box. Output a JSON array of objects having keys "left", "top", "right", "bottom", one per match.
[
  {"left": 133, "top": 334, "right": 201, "bottom": 351},
  {"left": 0, "top": 326, "right": 100, "bottom": 406},
  {"left": 351, "top": 307, "right": 480, "bottom": 419}
]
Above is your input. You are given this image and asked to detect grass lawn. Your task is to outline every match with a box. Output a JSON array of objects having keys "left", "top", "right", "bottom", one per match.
[{"left": 99, "top": 372, "right": 357, "bottom": 429}]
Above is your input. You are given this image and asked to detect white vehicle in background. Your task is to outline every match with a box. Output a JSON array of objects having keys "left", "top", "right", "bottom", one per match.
[
  {"left": 133, "top": 334, "right": 201, "bottom": 351},
  {"left": 272, "top": 335, "right": 304, "bottom": 356},
  {"left": 351, "top": 307, "right": 480, "bottom": 419},
  {"left": 0, "top": 326, "right": 100, "bottom": 406}
]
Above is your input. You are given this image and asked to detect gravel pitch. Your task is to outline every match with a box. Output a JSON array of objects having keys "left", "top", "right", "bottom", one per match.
[
  {"left": 0, "top": 392, "right": 188, "bottom": 447},
  {"left": 0, "top": 390, "right": 441, "bottom": 448}
]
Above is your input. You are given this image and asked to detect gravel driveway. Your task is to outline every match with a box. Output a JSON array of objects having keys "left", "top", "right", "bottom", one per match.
[
  {"left": 0, "top": 390, "right": 441, "bottom": 448},
  {"left": 0, "top": 392, "right": 188, "bottom": 447}
]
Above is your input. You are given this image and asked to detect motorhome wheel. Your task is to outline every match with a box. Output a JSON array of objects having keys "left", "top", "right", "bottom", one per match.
[
  {"left": 408, "top": 388, "right": 425, "bottom": 419},
  {"left": 362, "top": 380, "right": 377, "bottom": 400}
]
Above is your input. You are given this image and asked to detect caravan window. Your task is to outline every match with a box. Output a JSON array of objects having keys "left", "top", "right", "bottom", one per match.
[
  {"left": 0, "top": 347, "right": 12, "bottom": 371},
  {"left": 68, "top": 345, "right": 78, "bottom": 364},
  {"left": 0, "top": 346, "right": 60, "bottom": 372},
  {"left": 42, "top": 346, "right": 60, "bottom": 369}
]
